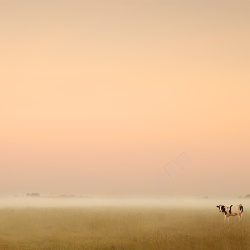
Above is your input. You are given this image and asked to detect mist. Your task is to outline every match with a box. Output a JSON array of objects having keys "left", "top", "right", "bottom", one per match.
[{"left": 1, "top": 0, "right": 250, "bottom": 198}]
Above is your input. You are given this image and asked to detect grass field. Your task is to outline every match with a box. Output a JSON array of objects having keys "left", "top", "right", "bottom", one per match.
[{"left": 0, "top": 203, "right": 249, "bottom": 250}]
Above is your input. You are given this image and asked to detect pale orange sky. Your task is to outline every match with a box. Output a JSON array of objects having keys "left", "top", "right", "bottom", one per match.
[{"left": 0, "top": 1, "right": 250, "bottom": 196}]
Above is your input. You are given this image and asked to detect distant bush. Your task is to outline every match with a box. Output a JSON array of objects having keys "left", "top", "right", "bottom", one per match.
[
  {"left": 26, "top": 193, "right": 40, "bottom": 197},
  {"left": 245, "top": 194, "right": 250, "bottom": 198},
  {"left": 59, "top": 195, "right": 76, "bottom": 198}
]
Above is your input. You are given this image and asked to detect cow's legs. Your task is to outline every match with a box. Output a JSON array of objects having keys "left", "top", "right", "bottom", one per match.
[
  {"left": 239, "top": 213, "right": 242, "bottom": 222},
  {"left": 224, "top": 215, "right": 227, "bottom": 222},
  {"left": 224, "top": 215, "right": 230, "bottom": 223}
]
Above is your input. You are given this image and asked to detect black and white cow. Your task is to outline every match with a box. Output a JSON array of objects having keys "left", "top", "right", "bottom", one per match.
[{"left": 216, "top": 204, "right": 243, "bottom": 222}]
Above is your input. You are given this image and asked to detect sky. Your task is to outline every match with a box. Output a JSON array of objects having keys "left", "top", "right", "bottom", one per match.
[{"left": 0, "top": 0, "right": 250, "bottom": 197}]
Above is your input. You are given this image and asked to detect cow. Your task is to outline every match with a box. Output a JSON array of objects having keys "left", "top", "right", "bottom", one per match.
[{"left": 216, "top": 204, "right": 243, "bottom": 222}]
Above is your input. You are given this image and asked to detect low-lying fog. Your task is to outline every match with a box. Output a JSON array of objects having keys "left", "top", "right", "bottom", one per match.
[{"left": 0, "top": 196, "right": 249, "bottom": 209}]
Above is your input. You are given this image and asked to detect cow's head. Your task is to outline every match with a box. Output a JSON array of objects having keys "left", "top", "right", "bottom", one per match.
[{"left": 216, "top": 205, "right": 226, "bottom": 213}]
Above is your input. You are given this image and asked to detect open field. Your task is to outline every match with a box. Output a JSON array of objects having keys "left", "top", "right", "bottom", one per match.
[{"left": 0, "top": 199, "right": 249, "bottom": 250}]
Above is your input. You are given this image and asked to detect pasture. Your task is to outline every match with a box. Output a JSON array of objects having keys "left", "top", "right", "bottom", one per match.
[{"left": 0, "top": 199, "right": 249, "bottom": 249}]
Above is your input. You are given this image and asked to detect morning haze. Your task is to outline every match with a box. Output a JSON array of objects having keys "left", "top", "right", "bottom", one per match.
[{"left": 1, "top": 0, "right": 249, "bottom": 198}]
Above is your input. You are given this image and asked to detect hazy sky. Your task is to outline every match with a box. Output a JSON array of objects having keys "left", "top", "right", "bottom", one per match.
[{"left": 1, "top": 0, "right": 249, "bottom": 196}]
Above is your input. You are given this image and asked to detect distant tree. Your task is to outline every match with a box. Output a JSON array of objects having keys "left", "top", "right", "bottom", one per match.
[
  {"left": 31, "top": 193, "right": 40, "bottom": 197},
  {"left": 245, "top": 194, "right": 250, "bottom": 198}
]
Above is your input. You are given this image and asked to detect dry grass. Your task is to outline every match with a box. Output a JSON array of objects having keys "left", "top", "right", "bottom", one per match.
[{"left": 0, "top": 206, "right": 249, "bottom": 250}]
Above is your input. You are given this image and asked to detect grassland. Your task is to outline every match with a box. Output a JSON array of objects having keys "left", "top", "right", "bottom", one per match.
[{"left": 0, "top": 206, "right": 249, "bottom": 250}]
